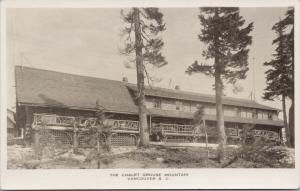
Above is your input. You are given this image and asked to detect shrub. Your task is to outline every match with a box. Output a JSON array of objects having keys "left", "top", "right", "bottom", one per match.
[{"left": 237, "top": 127, "right": 289, "bottom": 167}]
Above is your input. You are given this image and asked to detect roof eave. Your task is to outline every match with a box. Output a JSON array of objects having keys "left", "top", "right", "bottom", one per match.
[{"left": 18, "top": 102, "right": 138, "bottom": 115}]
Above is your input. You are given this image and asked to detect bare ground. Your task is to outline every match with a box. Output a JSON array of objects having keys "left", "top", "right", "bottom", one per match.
[{"left": 7, "top": 144, "right": 295, "bottom": 169}]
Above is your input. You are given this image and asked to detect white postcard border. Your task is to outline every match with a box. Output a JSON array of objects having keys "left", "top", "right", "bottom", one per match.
[{"left": 1, "top": 0, "right": 299, "bottom": 189}]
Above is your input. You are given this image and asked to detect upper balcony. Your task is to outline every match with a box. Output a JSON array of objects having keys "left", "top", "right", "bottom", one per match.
[{"left": 146, "top": 98, "right": 282, "bottom": 123}]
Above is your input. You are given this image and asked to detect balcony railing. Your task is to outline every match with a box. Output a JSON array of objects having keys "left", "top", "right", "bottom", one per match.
[
  {"left": 32, "top": 114, "right": 279, "bottom": 140},
  {"left": 151, "top": 123, "right": 195, "bottom": 135},
  {"left": 33, "top": 114, "right": 75, "bottom": 127},
  {"left": 151, "top": 122, "right": 241, "bottom": 138},
  {"left": 32, "top": 114, "right": 139, "bottom": 132}
]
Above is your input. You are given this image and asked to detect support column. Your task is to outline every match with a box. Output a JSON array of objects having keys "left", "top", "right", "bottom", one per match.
[
  {"left": 73, "top": 131, "right": 79, "bottom": 152},
  {"left": 33, "top": 129, "right": 40, "bottom": 151},
  {"left": 149, "top": 115, "right": 152, "bottom": 135}
]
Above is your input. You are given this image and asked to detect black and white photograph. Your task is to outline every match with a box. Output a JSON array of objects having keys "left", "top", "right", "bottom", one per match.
[{"left": 1, "top": 0, "right": 299, "bottom": 189}]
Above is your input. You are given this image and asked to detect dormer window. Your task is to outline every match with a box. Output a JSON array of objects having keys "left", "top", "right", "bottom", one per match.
[{"left": 153, "top": 99, "right": 161, "bottom": 109}]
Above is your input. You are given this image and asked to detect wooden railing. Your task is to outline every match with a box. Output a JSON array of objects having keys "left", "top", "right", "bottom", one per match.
[
  {"left": 32, "top": 114, "right": 139, "bottom": 132},
  {"left": 253, "top": 129, "right": 279, "bottom": 140},
  {"left": 32, "top": 114, "right": 280, "bottom": 140},
  {"left": 151, "top": 123, "right": 195, "bottom": 135},
  {"left": 33, "top": 114, "right": 75, "bottom": 127}
]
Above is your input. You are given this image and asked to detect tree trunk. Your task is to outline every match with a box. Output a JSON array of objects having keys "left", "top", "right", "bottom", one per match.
[
  {"left": 288, "top": 98, "right": 294, "bottom": 148},
  {"left": 215, "top": 60, "right": 226, "bottom": 163},
  {"left": 282, "top": 94, "right": 290, "bottom": 147},
  {"left": 134, "top": 8, "right": 149, "bottom": 147},
  {"left": 212, "top": 9, "right": 226, "bottom": 163}
]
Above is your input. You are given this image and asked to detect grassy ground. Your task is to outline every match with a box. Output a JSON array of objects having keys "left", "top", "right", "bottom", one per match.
[{"left": 7, "top": 144, "right": 295, "bottom": 169}]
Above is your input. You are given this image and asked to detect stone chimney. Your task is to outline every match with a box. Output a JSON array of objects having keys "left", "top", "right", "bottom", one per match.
[
  {"left": 122, "top": 77, "right": 128, "bottom": 83},
  {"left": 175, "top": 85, "right": 180, "bottom": 90}
]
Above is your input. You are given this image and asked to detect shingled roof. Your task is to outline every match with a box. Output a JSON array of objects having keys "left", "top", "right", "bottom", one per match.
[
  {"left": 15, "top": 66, "right": 138, "bottom": 114},
  {"left": 15, "top": 66, "right": 279, "bottom": 116}
]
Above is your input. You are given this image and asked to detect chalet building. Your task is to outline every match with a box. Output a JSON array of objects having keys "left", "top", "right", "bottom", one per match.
[{"left": 15, "top": 66, "right": 283, "bottom": 146}]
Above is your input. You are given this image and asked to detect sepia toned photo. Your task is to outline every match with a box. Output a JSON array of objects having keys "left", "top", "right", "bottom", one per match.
[
  {"left": 5, "top": 6, "right": 296, "bottom": 169},
  {"left": 1, "top": 0, "right": 299, "bottom": 189}
]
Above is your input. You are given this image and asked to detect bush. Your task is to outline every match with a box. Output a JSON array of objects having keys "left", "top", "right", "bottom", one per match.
[
  {"left": 34, "top": 125, "right": 71, "bottom": 160},
  {"left": 237, "top": 129, "right": 289, "bottom": 167}
]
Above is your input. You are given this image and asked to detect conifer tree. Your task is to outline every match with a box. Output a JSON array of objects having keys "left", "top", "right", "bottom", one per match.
[
  {"left": 282, "top": 8, "right": 294, "bottom": 148},
  {"left": 186, "top": 8, "right": 253, "bottom": 161},
  {"left": 120, "top": 8, "right": 167, "bottom": 146},
  {"left": 263, "top": 7, "right": 294, "bottom": 147}
]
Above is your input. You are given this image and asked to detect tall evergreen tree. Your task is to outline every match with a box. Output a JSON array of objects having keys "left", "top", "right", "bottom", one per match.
[
  {"left": 186, "top": 8, "right": 253, "bottom": 161},
  {"left": 263, "top": 7, "right": 294, "bottom": 147},
  {"left": 120, "top": 8, "right": 167, "bottom": 146},
  {"left": 282, "top": 8, "right": 294, "bottom": 148}
]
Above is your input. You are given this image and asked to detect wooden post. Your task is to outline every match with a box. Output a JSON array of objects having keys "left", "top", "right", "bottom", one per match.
[
  {"left": 149, "top": 115, "right": 152, "bottom": 135},
  {"left": 34, "top": 130, "right": 40, "bottom": 148},
  {"left": 33, "top": 129, "right": 41, "bottom": 159},
  {"left": 106, "top": 133, "right": 112, "bottom": 152},
  {"left": 203, "top": 120, "right": 209, "bottom": 158},
  {"left": 73, "top": 121, "right": 79, "bottom": 153},
  {"left": 24, "top": 106, "right": 33, "bottom": 147}
]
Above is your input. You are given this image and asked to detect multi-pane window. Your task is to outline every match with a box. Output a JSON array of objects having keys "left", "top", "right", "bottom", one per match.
[
  {"left": 175, "top": 101, "right": 182, "bottom": 110},
  {"left": 211, "top": 106, "right": 216, "bottom": 115},
  {"left": 268, "top": 112, "right": 273, "bottom": 120},
  {"left": 203, "top": 104, "right": 216, "bottom": 115},
  {"left": 224, "top": 106, "right": 237, "bottom": 117},
  {"left": 204, "top": 105, "right": 211, "bottom": 115},
  {"left": 262, "top": 111, "right": 269, "bottom": 119},
  {"left": 153, "top": 99, "right": 161, "bottom": 109},
  {"left": 257, "top": 111, "right": 263, "bottom": 119},
  {"left": 272, "top": 112, "right": 278, "bottom": 120},
  {"left": 257, "top": 110, "right": 273, "bottom": 120},
  {"left": 252, "top": 110, "right": 258, "bottom": 119},
  {"left": 241, "top": 109, "right": 247, "bottom": 118},
  {"left": 182, "top": 102, "right": 191, "bottom": 112},
  {"left": 241, "top": 108, "right": 253, "bottom": 118}
]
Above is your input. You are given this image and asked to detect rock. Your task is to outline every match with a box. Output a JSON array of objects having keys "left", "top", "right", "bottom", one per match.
[
  {"left": 156, "top": 157, "right": 164, "bottom": 163},
  {"left": 23, "top": 160, "right": 40, "bottom": 169}
]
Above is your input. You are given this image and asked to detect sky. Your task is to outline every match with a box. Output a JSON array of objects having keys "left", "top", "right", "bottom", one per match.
[{"left": 6, "top": 7, "right": 290, "bottom": 115}]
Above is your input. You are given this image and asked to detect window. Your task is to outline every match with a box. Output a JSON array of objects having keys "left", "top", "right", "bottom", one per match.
[
  {"left": 203, "top": 104, "right": 211, "bottom": 115},
  {"left": 268, "top": 112, "right": 273, "bottom": 120},
  {"left": 241, "top": 110, "right": 247, "bottom": 118},
  {"left": 246, "top": 110, "right": 253, "bottom": 118},
  {"left": 252, "top": 111, "right": 258, "bottom": 119},
  {"left": 272, "top": 113, "right": 278, "bottom": 120},
  {"left": 182, "top": 102, "right": 191, "bottom": 112},
  {"left": 241, "top": 109, "right": 253, "bottom": 118},
  {"left": 153, "top": 99, "right": 161, "bottom": 109},
  {"left": 210, "top": 105, "right": 216, "bottom": 115},
  {"left": 257, "top": 111, "right": 263, "bottom": 119},
  {"left": 262, "top": 111, "right": 269, "bottom": 119},
  {"left": 224, "top": 106, "right": 237, "bottom": 117},
  {"left": 175, "top": 101, "right": 182, "bottom": 110}
]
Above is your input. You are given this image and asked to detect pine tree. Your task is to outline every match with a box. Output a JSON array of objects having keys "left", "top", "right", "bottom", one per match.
[
  {"left": 263, "top": 7, "right": 294, "bottom": 147},
  {"left": 282, "top": 8, "right": 294, "bottom": 148},
  {"left": 120, "top": 8, "right": 167, "bottom": 147},
  {"left": 186, "top": 8, "right": 253, "bottom": 162}
]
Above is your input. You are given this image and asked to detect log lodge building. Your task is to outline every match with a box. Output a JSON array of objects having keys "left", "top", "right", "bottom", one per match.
[{"left": 15, "top": 66, "right": 284, "bottom": 146}]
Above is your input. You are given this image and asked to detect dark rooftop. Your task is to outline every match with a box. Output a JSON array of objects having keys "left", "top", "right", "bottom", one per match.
[
  {"left": 15, "top": 66, "right": 138, "bottom": 114},
  {"left": 15, "top": 66, "right": 280, "bottom": 116}
]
